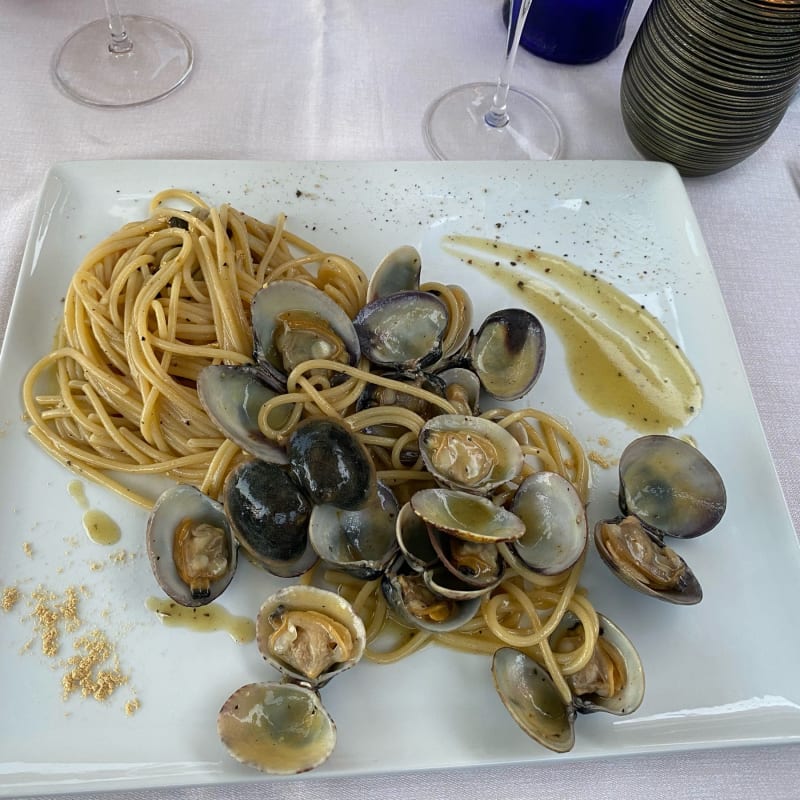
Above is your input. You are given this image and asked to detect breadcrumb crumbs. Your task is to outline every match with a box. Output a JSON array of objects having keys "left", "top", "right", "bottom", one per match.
[
  {"left": 588, "top": 450, "right": 613, "bottom": 469},
  {"left": 2, "top": 585, "right": 20, "bottom": 612},
  {"left": 62, "top": 628, "right": 128, "bottom": 701}
]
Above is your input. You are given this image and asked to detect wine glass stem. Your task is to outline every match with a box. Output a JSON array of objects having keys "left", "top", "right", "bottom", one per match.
[
  {"left": 105, "top": 0, "right": 133, "bottom": 54},
  {"left": 485, "top": 0, "right": 534, "bottom": 129}
]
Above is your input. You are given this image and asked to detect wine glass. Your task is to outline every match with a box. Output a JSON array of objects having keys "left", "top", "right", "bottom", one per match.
[
  {"left": 423, "top": 0, "right": 562, "bottom": 160},
  {"left": 53, "top": 1, "right": 193, "bottom": 107}
]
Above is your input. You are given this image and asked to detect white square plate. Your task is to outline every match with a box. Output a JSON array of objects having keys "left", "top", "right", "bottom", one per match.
[{"left": 1, "top": 160, "right": 798, "bottom": 797}]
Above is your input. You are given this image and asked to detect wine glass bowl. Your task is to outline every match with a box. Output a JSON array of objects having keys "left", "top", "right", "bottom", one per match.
[
  {"left": 422, "top": 0, "right": 562, "bottom": 160},
  {"left": 53, "top": 11, "right": 193, "bottom": 107}
]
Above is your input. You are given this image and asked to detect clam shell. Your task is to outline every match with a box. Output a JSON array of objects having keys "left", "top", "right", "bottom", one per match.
[
  {"left": 256, "top": 585, "right": 366, "bottom": 688},
  {"left": 594, "top": 515, "right": 703, "bottom": 605},
  {"left": 618, "top": 434, "right": 726, "bottom": 539},
  {"left": 146, "top": 484, "right": 237, "bottom": 608},
  {"left": 251, "top": 280, "right": 360, "bottom": 390},
  {"left": 353, "top": 290, "right": 448, "bottom": 370},
  {"left": 500, "top": 471, "right": 588, "bottom": 576},
  {"left": 492, "top": 648, "right": 576, "bottom": 753},
  {"left": 410, "top": 487, "right": 526, "bottom": 543},
  {"left": 223, "top": 459, "right": 315, "bottom": 577},
  {"left": 196, "top": 364, "right": 289, "bottom": 464},
  {"left": 308, "top": 482, "right": 400, "bottom": 580},
  {"left": 366, "top": 245, "right": 422, "bottom": 302},
  {"left": 418, "top": 414, "right": 524, "bottom": 495},
  {"left": 217, "top": 682, "right": 336, "bottom": 775},
  {"left": 288, "top": 417, "right": 376, "bottom": 510},
  {"left": 469, "top": 308, "right": 546, "bottom": 401}
]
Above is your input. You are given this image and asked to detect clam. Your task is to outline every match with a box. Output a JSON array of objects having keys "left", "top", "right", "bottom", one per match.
[
  {"left": 492, "top": 614, "right": 644, "bottom": 752},
  {"left": 287, "top": 417, "right": 376, "bottom": 510},
  {"left": 146, "top": 484, "right": 237, "bottom": 607},
  {"left": 552, "top": 613, "right": 645, "bottom": 716},
  {"left": 381, "top": 554, "right": 481, "bottom": 632},
  {"left": 427, "top": 527, "right": 505, "bottom": 590},
  {"left": 395, "top": 501, "right": 439, "bottom": 571},
  {"left": 618, "top": 434, "right": 726, "bottom": 539},
  {"left": 410, "top": 487, "right": 526, "bottom": 544},
  {"left": 353, "top": 290, "right": 449, "bottom": 371},
  {"left": 251, "top": 281, "right": 360, "bottom": 390},
  {"left": 256, "top": 585, "right": 366, "bottom": 688},
  {"left": 492, "top": 648, "right": 576, "bottom": 753},
  {"left": 196, "top": 363, "right": 289, "bottom": 464},
  {"left": 418, "top": 414, "right": 523, "bottom": 495},
  {"left": 223, "top": 459, "right": 317, "bottom": 578},
  {"left": 436, "top": 366, "right": 482, "bottom": 415},
  {"left": 366, "top": 245, "right": 422, "bottom": 302},
  {"left": 499, "top": 472, "right": 588, "bottom": 578},
  {"left": 594, "top": 515, "right": 703, "bottom": 605},
  {"left": 308, "top": 481, "right": 400, "bottom": 579},
  {"left": 217, "top": 682, "right": 336, "bottom": 775},
  {"left": 468, "top": 308, "right": 546, "bottom": 401}
]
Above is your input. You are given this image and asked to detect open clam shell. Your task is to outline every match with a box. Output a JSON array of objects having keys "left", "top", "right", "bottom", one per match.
[
  {"left": 196, "top": 363, "right": 289, "bottom": 464},
  {"left": 146, "top": 484, "right": 238, "bottom": 607},
  {"left": 410, "top": 487, "right": 526, "bottom": 543},
  {"left": 565, "top": 613, "right": 645, "bottom": 717},
  {"left": 469, "top": 308, "right": 546, "bottom": 401},
  {"left": 308, "top": 481, "right": 400, "bottom": 580},
  {"left": 217, "top": 682, "right": 336, "bottom": 775},
  {"left": 366, "top": 245, "right": 422, "bottom": 302},
  {"left": 618, "top": 434, "right": 726, "bottom": 539},
  {"left": 418, "top": 414, "right": 524, "bottom": 495},
  {"left": 395, "top": 501, "right": 439, "bottom": 571},
  {"left": 500, "top": 472, "right": 588, "bottom": 577},
  {"left": 492, "top": 648, "right": 576, "bottom": 753},
  {"left": 353, "top": 289, "right": 449, "bottom": 371},
  {"left": 594, "top": 515, "right": 703, "bottom": 605},
  {"left": 381, "top": 554, "right": 481, "bottom": 632},
  {"left": 251, "top": 280, "right": 360, "bottom": 390},
  {"left": 256, "top": 585, "right": 366, "bottom": 689}
]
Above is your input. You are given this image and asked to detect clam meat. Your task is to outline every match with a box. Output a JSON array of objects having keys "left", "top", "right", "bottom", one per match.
[{"left": 147, "top": 484, "right": 237, "bottom": 607}]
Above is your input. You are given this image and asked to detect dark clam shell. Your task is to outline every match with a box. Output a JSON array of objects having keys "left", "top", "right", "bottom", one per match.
[
  {"left": 353, "top": 290, "right": 449, "bottom": 370},
  {"left": 618, "top": 435, "right": 726, "bottom": 539},
  {"left": 469, "top": 308, "right": 545, "bottom": 401},
  {"left": 223, "top": 459, "right": 314, "bottom": 576},
  {"left": 287, "top": 417, "right": 376, "bottom": 510}
]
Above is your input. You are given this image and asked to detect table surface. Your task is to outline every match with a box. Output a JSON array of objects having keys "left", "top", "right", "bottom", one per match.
[{"left": 1, "top": 2, "right": 798, "bottom": 799}]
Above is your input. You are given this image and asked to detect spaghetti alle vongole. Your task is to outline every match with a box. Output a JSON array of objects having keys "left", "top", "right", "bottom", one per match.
[{"left": 23, "top": 190, "right": 643, "bottom": 760}]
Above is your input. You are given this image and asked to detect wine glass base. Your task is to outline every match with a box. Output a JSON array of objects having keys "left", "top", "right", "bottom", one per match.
[
  {"left": 53, "top": 16, "right": 193, "bottom": 108},
  {"left": 423, "top": 82, "right": 562, "bottom": 160}
]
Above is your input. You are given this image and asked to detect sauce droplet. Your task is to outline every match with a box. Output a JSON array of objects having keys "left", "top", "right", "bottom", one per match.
[
  {"left": 83, "top": 509, "right": 122, "bottom": 545},
  {"left": 145, "top": 596, "right": 256, "bottom": 644},
  {"left": 444, "top": 236, "right": 702, "bottom": 433},
  {"left": 68, "top": 480, "right": 122, "bottom": 545}
]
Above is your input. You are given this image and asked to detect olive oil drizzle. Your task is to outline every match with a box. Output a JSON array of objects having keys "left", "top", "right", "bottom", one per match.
[
  {"left": 145, "top": 596, "right": 256, "bottom": 644},
  {"left": 68, "top": 479, "right": 122, "bottom": 545},
  {"left": 443, "top": 236, "right": 703, "bottom": 433}
]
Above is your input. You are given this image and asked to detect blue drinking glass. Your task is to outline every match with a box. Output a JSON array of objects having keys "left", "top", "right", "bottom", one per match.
[{"left": 503, "top": 0, "right": 636, "bottom": 64}]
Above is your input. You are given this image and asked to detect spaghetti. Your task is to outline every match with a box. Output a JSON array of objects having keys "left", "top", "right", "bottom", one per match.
[{"left": 23, "top": 190, "right": 602, "bottom": 703}]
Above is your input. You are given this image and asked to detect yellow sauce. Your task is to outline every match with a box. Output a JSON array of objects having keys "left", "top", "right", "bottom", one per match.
[
  {"left": 444, "top": 236, "right": 702, "bottom": 433},
  {"left": 68, "top": 480, "right": 122, "bottom": 545},
  {"left": 145, "top": 596, "right": 256, "bottom": 644}
]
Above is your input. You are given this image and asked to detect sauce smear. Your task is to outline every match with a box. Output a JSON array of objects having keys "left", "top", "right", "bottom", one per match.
[
  {"left": 444, "top": 236, "right": 702, "bottom": 432},
  {"left": 146, "top": 596, "right": 256, "bottom": 644}
]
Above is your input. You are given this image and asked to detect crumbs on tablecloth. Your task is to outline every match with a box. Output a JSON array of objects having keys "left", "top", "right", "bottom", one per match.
[{"left": 22, "top": 541, "right": 33, "bottom": 558}]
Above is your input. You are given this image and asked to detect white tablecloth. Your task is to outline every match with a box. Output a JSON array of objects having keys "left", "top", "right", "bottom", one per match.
[{"left": 2, "top": 2, "right": 798, "bottom": 798}]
